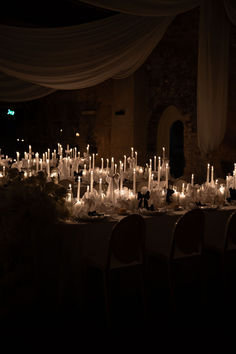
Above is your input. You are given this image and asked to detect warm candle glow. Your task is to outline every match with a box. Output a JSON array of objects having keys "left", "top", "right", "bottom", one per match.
[
  {"left": 162, "top": 146, "right": 165, "bottom": 160},
  {"left": 131, "top": 147, "right": 134, "bottom": 158},
  {"left": 133, "top": 169, "right": 136, "bottom": 194},
  {"left": 191, "top": 174, "right": 194, "bottom": 187},
  {"left": 90, "top": 170, "right": 93, "bottom": 192},
  {"left": 77, "top": 176, "right": 81, "bottom": 201},
  {"left": 99, "top": 178, "right": 102, "bottom": 195}
]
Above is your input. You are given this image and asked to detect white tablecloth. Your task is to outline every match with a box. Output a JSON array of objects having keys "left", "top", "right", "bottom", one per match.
[{"left": 44, "top": 206, "right": 236, "bottom": 308}]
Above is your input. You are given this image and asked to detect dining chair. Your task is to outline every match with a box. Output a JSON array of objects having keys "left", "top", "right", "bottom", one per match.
[
  {"left": 148, "top": 209, "right": 205, "bottom": 312},
  {"left": 220, "top": 211, "right": 236, "bottom": 289},
  {"left": 86, "top": 213, "right": 146, "bottom": 327},
  {"left": 169, "top": 209, "right": 205, "bottom": 309}
]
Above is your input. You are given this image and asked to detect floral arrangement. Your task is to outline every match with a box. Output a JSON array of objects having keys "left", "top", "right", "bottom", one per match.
[{"left": 0, "top": 169, "right": 70, "bottom": 314}]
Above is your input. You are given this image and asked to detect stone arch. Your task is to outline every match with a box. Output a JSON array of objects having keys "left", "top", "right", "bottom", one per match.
[
  {"left": 156, "top": 105, "right": 189, "bottom": 158},
  {"left": 169, "top": 120, "right": 185, "bottom": 178}
]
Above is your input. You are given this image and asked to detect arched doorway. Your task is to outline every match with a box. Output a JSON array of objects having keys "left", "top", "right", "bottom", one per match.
[
  {"left": 156, "top": 106, "right": 189, "bottom": 178},
  {"left": 169, "top": 120, "right": 185, "bottom": 178}
]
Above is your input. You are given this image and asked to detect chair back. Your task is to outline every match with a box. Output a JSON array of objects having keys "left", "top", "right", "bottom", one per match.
[
  {"left": 224, "top": 211, "right": 236, "bottom": 251},
  {"left": 171, "top": 209, "right": 205, "bottom": 259},
  {"left": 107, "top": 214, "right": 145, "bottom": 268}
]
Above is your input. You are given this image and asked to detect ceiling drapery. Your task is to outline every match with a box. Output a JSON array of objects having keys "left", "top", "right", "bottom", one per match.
[
  {"left": 0, "top": 14, "right": 173, "bottom": 98},
  {"left": 197, "top": 0, "right": 230, "bottom": 154},
  {"left": 224, "top": 0, "right": 236, "bottom": 25},
  {"left": 78, "top": 0, "right": 200, "bottom": 16},
  {"left": 0, "top": 73, "right": 55, "bottom": 102},
  {"left": 0, "top": 0, "right": 235, "bottom": 153}
]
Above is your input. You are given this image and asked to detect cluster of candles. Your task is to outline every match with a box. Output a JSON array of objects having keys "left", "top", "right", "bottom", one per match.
[{"left": 0, "top": 144, "right": 235, "bottom": 209}]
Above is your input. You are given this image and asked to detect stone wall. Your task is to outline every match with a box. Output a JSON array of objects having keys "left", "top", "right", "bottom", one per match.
[
  {"left": 3, "top": 6, "right": 236, "bottom": 183},
  {"left": 143, "top": 7, "right": 236, "bottom": 182}
]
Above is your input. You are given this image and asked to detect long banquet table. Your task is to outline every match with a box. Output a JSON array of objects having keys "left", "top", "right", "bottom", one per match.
[{"left": 40, "top": 205, "right": 236, "bottom": 309}]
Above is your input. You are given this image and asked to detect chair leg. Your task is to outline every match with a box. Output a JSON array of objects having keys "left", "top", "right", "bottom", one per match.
[
  {"left": 168, "top": 263, "right": 176, "bottom": 312},
  {"left": 220, "top": 253, "right": 227, "bottom": 301},
  {"left": 139, "top": 266, "right": 148, "bottom": 322},
  {"left": 103, "top": 270, "right": 111, "bottom": 328},
  {"left": 201, "top": 257, "right": 207, "bottom": 306}
]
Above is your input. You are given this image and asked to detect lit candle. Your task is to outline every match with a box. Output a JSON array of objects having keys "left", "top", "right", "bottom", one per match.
[
  {"left": 157, "top": 156, "right": 161, "bottom": 188},
  {"left": 87, "top": 185, "right": 89, "bottom": 194},
  {"left": 220, "top": 185, "right": 225, "bottom": 196},
  {"left": 35, "top": 152, "right": 39, "bottom": 173},
  {"left": 39, "top": 158, "right": 42, "bottom": 171},
  {"left": 119, "top": 160, "right": 123, "bottom": 173},
  {"left": 148, "top": 167, "right": 151, "bottom": 191},
  {"left": 211, "top": 166, "right": 214, "bottom": 186},
  {"left": 90, "top": 170, "right": 93, "bottom": 193},
  {"left": 173, "top": 191, "right": 179, "bottom": 204},
  {"left": 154, "top": 156, "right": 157, "bottom": 172},
  {"left": 83, "top": 164, "right": 87, "bottom": 176},
  {"left": 135, "top": 151, "right": 138, "bottom": 167},
  {"left": 165, "top": 163, "right": 169, "bottom": 189},
  {"left": 29, "top": 145, "right": 32, "bottom": 154},
  {"left": 120, "top": 171, "right": 123, "bottom": 190},
  {"left": 207, "top": 163, "right": 210, "bottom": 185},
  {"left": 191, "top": 174, "right": 194, "bottom": 187},
  {"left": 226, "top": 175, "right": 229, "bottom": 189},
  {"left": 179, "top": 192, "right": 185, "bottom": 206},
  {"left": 162, "top": 146, "right": 165, "bottom": 161},
  {"left": 67, "top": 184, "right": 72, "bottom": 202},
  {"left": 149, "top": 158, "right": 152, "bottom": 171},
  {"left": 48, "top": 148, "right": 50, "bottom": 160},
  {"left": 114, "top": 163, "right": 117, "bottom": 174},
  {"left": 67, "top": 157, "right": 70, "bottom": 177},
  {"left": 16, "top": 151, "right": 20, "bottom": 162},
  {"left": 106, "top": 158, "right": 109, "bottom": 171},
  {"left": 101, "top": 157, "right": 104, "bottom": 170},
  {"left": 133, "top": 169, "right": 136, "bottom": 194},
  {"left": 124, "top": 155, "right": 127, "bottom": 172},
  {"left": 89, "top": 156, "right": 91, "bottom": 171},
  {"left": 87, "top": 144, "right": 89, "bottom": 156},
  {"left": 111, "top": 157, "right": 114, "bottom": 174},
  {"left": 131, "top": 147, "right": 134, "bottom": 159},
  {"left": 99, "top": 178, "right": 102, "bottom": 195},
  {"left": 77, "top": 176, "right": 81, "bottom": 201},
  {"left": 46, "top": 159, "right": 50, "bottom": 175},
  {"left": 92, "top": 153, "right": 95, "bottom": 170}
]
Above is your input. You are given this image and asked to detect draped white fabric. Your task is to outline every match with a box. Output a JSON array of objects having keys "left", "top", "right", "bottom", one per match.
[
  {"left": 0, "top": 72, "right": 55, "bottom": 102},
  {"left": 79, "top": 0, "right": 200, "bottom": 16},
  {"left": 0, "top": 0, "right": 233, "bottom": 155},
  {"left": 0, "top": 14, "right": 173, "bottom": 94},
  {"left": 224, "top": 0, "right": 236, "bottom": 25},
  {"left": 197, "top": 0, "right": 230, "bottom": 154}
]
